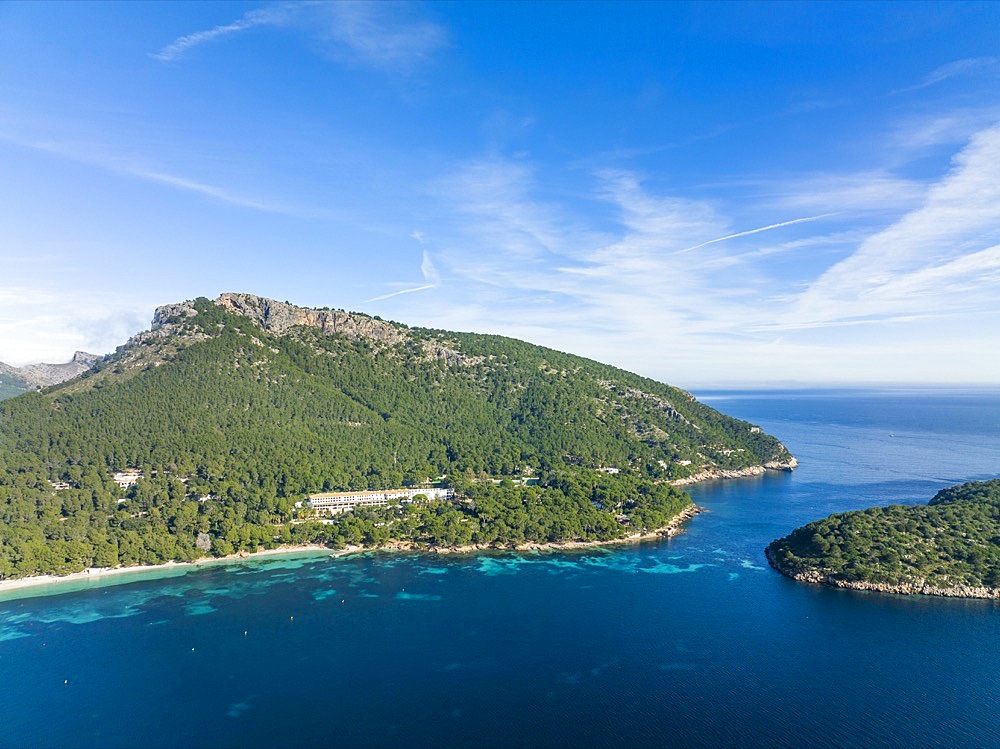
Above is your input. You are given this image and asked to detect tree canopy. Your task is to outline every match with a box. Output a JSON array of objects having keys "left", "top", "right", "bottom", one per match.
[
  {"left": 0, "top": 295, "right": 792, "bottom": 580},
  {"left": 767, "top": 479, "right": 1000, "bottom": 590}
]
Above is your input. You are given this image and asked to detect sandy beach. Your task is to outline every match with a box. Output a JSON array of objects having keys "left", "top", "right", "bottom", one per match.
[
  {"left": 0, "top": 544, "right": 336, "bottom": 601},
  {"left": 0, "top": 505, "right": 704, "bottom": 600}
]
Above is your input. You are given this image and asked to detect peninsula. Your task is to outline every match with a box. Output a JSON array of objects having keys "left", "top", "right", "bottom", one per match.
[
  {"left": 0, "top": 293, "right": 795, "bottom": 584},
  {"left": 766, "top": 479, "right": 1000, "bottom": 599}
]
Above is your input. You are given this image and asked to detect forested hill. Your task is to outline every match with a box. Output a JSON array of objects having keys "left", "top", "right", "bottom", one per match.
[
  {"left": 766, "top": 479, "right": 1000, "bottom": 598},
  {"left": 0, "top": 293, "right": 794, "bottom": 579}
]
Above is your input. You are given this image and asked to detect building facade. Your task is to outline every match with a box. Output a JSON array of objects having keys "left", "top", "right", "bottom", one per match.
[{"left": 307, "top": 487, "right": 454, "bottom": 514}]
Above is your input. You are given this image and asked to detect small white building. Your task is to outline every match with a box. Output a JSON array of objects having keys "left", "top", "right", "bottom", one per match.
[{"left": 113, "top": 470, "right": 143, "bottom": 489}]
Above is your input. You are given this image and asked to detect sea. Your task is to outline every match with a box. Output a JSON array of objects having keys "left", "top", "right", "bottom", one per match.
[{"left": 2, "top": 388, "right": 999, "bottom": 749}]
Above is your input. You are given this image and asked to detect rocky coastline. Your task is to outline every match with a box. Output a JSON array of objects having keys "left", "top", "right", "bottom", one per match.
[
  {"left": 670, "top": 458, "right": 798, "bottom": 487},
  {"left": 764, "top": 546, "right": 1000, "bottom": 600}
]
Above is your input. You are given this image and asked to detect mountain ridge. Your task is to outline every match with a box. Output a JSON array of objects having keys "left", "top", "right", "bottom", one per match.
[{"left": 0, "top": 351, "right": 99, "bottom": 399}]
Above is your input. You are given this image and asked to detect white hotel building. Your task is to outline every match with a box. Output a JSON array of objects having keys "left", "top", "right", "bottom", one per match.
[{"left": 307, "top": 487, "right": 454, "bottom": 514}]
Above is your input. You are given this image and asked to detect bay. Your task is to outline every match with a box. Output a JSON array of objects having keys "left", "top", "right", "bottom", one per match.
[{"left": 2, "top": 388, "right": 999, "bottom": 748}]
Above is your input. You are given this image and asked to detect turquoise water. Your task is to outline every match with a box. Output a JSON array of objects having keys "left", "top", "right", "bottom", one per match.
[{"left": 1, "top": 389, "right": 999, "bottom": 748}]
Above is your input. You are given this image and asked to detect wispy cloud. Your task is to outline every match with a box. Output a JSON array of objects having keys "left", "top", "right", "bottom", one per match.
[
  {"left": 322, "top": 1, "right": 448, "bottom": 70},
  {"left": 152, "top": 6, "right": 292, "bottom": 62},
  {"left": 386, "top": 122, "right": 1000, "bottom": 384},
  {"left": 774, "top": 121, "right": 1000, "bottom": 331},
  {"left": 435, "top": 158, "right": 591, "bottom": 264},
  {"left": 896, "top": 56, "right": 1000, "bottom": 93},
  {"left": 125, "top": 166, "right": 300, "bottom": 214},
  {"left": 769, "top": 171, "right": 927, "bottom": 214},
  {"left": 1, "top": 130, "right": 318, "bottom": 217},
  {"left": 153, "top": 2, "right": 447, "bottom": 71},
  {"left": 0, "top": 286, "right": 149, "bottom": 365}
]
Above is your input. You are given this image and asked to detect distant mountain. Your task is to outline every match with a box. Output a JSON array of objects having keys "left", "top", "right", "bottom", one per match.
[
  {"left": 766, "top": 479, "right": 1000, "bottom": 598},
  {"left": 0, "top": 351, "right": 99, "bottom": 399},
  {"left": 0, "top": 293, "right": 795, "bottom": 579}
]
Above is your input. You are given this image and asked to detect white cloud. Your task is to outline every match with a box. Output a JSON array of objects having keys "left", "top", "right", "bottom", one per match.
[
  {"left": 1, "top": 131, "right": 318, "bottom": 217},
  {"left": 892, "top": 108, "right": 1000, "bottom": 152},
  {"left": 152, "top": 6, "right": 292, "bottom": 62},
  {"left": 775, "top": 121, "right": 1000, "bottom": 331},
  {"left": 0, "top": 287, "right": 150, "bottom": 365},
  {"left": 770, "top": 172, "right": 927, "bottom": 214},
  {"left": 321, "top": 1, "right": 448, "bottom": 70},
  {"left": 125, "top": 166, "right": 302, "bottom": 215},
  {"left": 432, "top": 158, "right": 593, "bottom": 267},
  {"left": 153, "top": 2, "right": 447, "bottom": 71},
  {"left": 385, "top": 122, "right": 1000, "bottom": 385},
  {"left": 898, "top": 57, "right": 1000, "bottom": 93}
]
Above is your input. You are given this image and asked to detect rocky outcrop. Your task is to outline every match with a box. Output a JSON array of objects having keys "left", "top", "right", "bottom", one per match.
[
  {"left": 421, "top": 341, "right": 485, "bottom": 367},
  {"left": 765, "top": 456, "right": 799, "bottom": 471},
  {"left": 117, "top": 300, "right": 207, "bottom": 358},
  {"left": 2, "top": 351, "right": 100, "bottom": 388},
  {"left": 151, "top": 301, "right": 198, "bottom": 329},
  {"left": 670, "top": 458, "right": 797, "bottom": 487},
  {"left": 216, "top": 293, "right": 407, "bottom": 345},
  {"left": 764, "top": 546, "right": 1000, "bottom": 600}
]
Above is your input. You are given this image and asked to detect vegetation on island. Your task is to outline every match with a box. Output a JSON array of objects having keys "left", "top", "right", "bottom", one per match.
[
  {"left": 767, "top": 479, "right": 1000, "bottom": 592},
  {"left": 0, "top": 294, "right": 793, "bottom": 580}
]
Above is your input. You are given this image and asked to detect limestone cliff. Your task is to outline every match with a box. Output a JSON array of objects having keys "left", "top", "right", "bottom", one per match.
[
  {"left": 215, "top": 292, "right": 407, "bottom": 345},
  {"left": 0, "top": 351, "right": 100, "bottom": 389}
]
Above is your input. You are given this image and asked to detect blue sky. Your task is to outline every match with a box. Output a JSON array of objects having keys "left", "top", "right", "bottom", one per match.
[{"left": 1, "top": 1, "right": 999, "bottom": 386}]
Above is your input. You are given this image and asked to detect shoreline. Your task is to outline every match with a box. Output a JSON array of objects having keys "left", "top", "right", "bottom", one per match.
[
  {"left": 427, "top": 503, "right": 704, "bottom": 555},
  {"left": 1, "top": 456, "right": 792, "bottom": 601},
  {"left": 670, "top": 459, "right": 798, "bottom": 487},
  {"left": 764, "top": 546, "right": 1000, "bottom": 600},
  {"left": 0, "top": 505, "right": 704, "bottom": 601},
  {"left": 0, "top": 545, "right": 337, "bottom": 601}
]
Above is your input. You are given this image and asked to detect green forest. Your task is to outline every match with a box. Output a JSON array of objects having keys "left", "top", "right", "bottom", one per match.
[
  {"left": 0, "top": 295, "right": 792, "bottom": 580},
  {"left": 767, "top": 479, "right": 1000, "bottom": 590}
]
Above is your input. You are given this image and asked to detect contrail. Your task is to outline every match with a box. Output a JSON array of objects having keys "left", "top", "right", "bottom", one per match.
[
  {"left": 366, "top": 284, "right": 435, "bottom": 302},
  {"left": 677, "top": 214, "right": 835, "bottom": 254},
  {"left": 366, "top": 249, "right": 441, "bottom": 302}
]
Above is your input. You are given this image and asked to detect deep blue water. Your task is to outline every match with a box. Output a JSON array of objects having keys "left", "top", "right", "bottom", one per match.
[{"left": 2, "top": 388, "right": 1000, "bottom": 749}]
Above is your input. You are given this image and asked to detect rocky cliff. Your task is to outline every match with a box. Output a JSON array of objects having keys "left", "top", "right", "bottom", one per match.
[
  {"left": 0, "top": 351, "right": 99, "bottom": 389},
  {"left": 215, "top": 292, "right": 408, "bottom": 345}
]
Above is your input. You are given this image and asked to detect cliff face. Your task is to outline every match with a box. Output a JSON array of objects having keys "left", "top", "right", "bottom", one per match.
[{"left": 215, "top": 292, "right": 408, "bottom": 345}]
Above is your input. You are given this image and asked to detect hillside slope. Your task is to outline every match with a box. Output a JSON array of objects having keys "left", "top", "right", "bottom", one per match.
[{"left": 0, "top": 294, "right": 794, "bottom": 579}]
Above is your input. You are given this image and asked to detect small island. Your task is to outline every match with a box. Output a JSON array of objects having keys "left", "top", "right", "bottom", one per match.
[{"left": 766, "top": 479, "right": 1000, "bottom": 599}]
